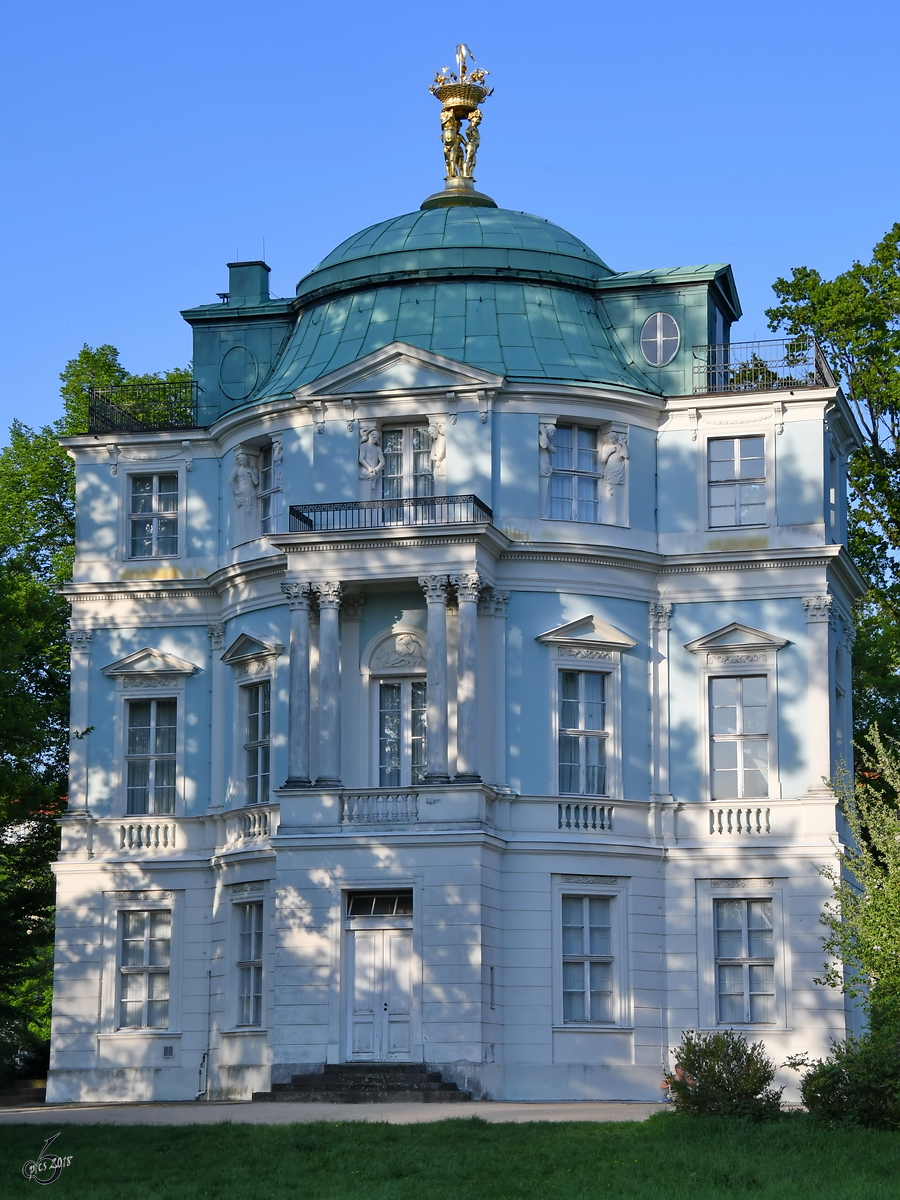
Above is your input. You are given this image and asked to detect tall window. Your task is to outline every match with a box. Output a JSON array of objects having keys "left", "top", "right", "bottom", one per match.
[
  {"left": 237, "top": 902, "right": 264, "bottom": 1026},
  {"left": 562, "top": 895, "right": 613, "bottom": 1022},
  {"left": 382, "top": 428, "right": 434, "bottom": 500},
  {"left": 126, "top": 699, "right": 177, "bottom": 814},
  {"left": 258, "top": 445, "right": 282, "bottom": 535},
  {"left": 244, "top": 682, "right": 270, "bottom": 805},
  {"left": 130, "top": 474, "right": 178, "bottom": 557},
  {"left": 558, "top": 670, "right": 608, "bottom": 796},
  {"left": 715, "top": 898, "right": 775, "bottom": 1024},
  {"left": 710, "top": 676, "right": 768, "bottom": 799},
  {"left": 549, "top": 425, "right": 599, "bottom": 522},
  {"left": 708, "top": 437, "right": 765, "bottom": 527},
  {"left": 378, "top": 680, "right": 426, "bottom": 786},
  {"left": 119, "top": 910, "right": 171, "bottom": 1028}
]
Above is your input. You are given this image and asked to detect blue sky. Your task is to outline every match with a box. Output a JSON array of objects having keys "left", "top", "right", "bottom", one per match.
[{"left": 2, "top": 0, "right": 897, "bottom": 431}]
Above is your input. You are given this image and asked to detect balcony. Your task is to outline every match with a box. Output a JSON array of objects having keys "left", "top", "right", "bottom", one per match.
[
  {"left": 86, "top": 381, "right": 201, "bottom": 434},
  {"left": 692, "top": 336, "right": 835, "bottom": 396},
  {"left": 289, "top": 493, "right": 493, "bottom": 533}
]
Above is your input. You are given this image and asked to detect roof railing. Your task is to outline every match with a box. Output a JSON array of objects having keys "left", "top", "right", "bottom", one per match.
[
  {"left": 692, "top": 336, "right": 835, "bottom": 395},
  {"left": 289, "top": 494, "right": 493, "bottom": 533},
  {"left": 86, "top": 382, "right": 200, "bottom": 434}
]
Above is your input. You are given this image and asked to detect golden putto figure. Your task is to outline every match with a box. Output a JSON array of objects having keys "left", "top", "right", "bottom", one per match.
[{"left": 429, "top": 44, "right": 493, "bottom": 185}]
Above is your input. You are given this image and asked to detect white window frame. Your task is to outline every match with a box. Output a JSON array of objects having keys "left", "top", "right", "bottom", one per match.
[
  {"left": 218, "top": 884, "right": 271, "bottom": 1037},
  {"left": 552, "top": 877, "right": 630, "bottom": 1030},
  {"left": 121, "top": 465, "right": 187, "bottom": 561},
  {"left": 99, "top": 889, "right": 183, "bottom": 1040},
  {"left": 698, "top": 427, "right": 774, "bottom": 532},
  {"left": 125, "top": 696, "right": 178, "bottom": 815},
  {"left": 219, "top": 642, "right": 280, "bottom": 809},
  {"left": 708, "top": 675, "right": 770, "bottom": 802},
  {"left": 110, "top": 676, "right": 188, "bottom": 816},
  {"left": 243, "top": 679, "right": 271, "bottom": 806},
  {"left": 697, "top": 879, "right": 789, "bottom": 1031},
  {"left": 689, "top": 646, "right": 783, "bottom": 805},
  {"left": 381, "top": 425, "right": 435, "bottom": 500},
  {"left": 706, "top": 434, "right": 767, "bottom": 529},
  {"left": 546, "top": 647, "right": 623, "bottom": 800},
  {"left": 117, "top": 908, "right": 173, "bottom": 1029},
  {"left": 360, "top": 625, "right": 429, "bottom": 789},
  {"left": 639, "top": 311, "right": 680, "bottom": 367},
  {"left": 258, "top": 441, "right": 283, "bottom": 535},
  {"left": 375, "top": 677, "right": 427, "bottom": 788},
  {"left": 235, "top": 899, "right": 265, "bottom": 1027},
  {"left": 548, "top": 423, "right": 602, "bottom": 523}
]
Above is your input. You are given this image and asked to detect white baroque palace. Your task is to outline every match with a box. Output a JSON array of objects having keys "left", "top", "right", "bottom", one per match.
[{"left": 48, "top": 197, "right": 863, "bottom": 1102}]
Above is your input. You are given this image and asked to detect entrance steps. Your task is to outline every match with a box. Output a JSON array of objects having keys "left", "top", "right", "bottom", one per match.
[{"left": 252, "top": 1062, "right": 472, "bottom": 1104}]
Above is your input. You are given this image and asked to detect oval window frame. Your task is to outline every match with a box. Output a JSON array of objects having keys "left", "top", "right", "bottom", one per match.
[{"left": 639, "top": 312, "right": 680, "bottom": 367}]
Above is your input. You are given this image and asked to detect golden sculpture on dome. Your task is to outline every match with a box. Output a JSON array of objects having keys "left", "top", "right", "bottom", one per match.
[{"left": 429, "top": 44, "right": 493, "bottom": 188}]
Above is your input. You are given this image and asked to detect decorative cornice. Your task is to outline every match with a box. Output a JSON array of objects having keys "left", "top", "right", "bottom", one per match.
[
  {"left": 562, "top": 874, "right": 619, "bottom": 885},
  {"left": 710, "top": 878, "right": 774, "bottom": 889}
]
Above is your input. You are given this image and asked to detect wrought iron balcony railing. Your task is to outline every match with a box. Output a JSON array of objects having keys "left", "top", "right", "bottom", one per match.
[
  {"left": 87, "top": 382, "right": 200, "bottom": 434},
  {"left": 692, "top": 336, "right": 835, "bottom": 395},
  {"left": 289, "top": 493, "right": 493, "bottom": 533}
]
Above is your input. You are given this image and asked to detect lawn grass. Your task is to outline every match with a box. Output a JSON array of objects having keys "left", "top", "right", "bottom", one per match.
[{"left": 2, "top": 1113, "right": 899, "bottom": 1199}]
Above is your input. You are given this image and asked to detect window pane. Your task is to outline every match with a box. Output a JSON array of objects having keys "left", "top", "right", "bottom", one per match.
[
  {"left": 583, "top": 736, "right": 607, "bottom": 796},
  {"left": 589, "top": 961, "right": 613, "bottom": 1021},
  {"left": 747, "top": 901, "right": 773, "bottom": 958},
  {"left": 128, "top": 701, "right": 152, "bottom": 754},
  {"left": 718, "top": 964, "right": 745, "bottom": 1023},
  {"left": 739, "top": 438, "right": 765, "bottom": 478},
  {"left": 379, "top": 682, "right": 401, "bottom": 786},
  {"left": 147, "top": 971, "right": 169, "bottom": 1028},
  {"left": 549, "top": 472, "right": 573, "bottom": 520},
  {"left": 130, "top": 520, "right": 155, "bottom": 557},
  {"left": 711, "top": 740, "right": 738, "bottom": 799},
  {"left": 131, "top": 476, "right": 154, "bottom": 513},
  {"left": 741, "top": 677, "right": 767, "bottom": 734},
  {"left": 576, "top": 474, "right": 598, "bottom": 522},
  {"left": 576, "top": 427, "right": 597, "bottom": 473},
  {"left": 562, "top": 961, "right": 585, "bottom": 1021},
  {"left": 156, "top": 519, "right": 178, "bottom": 556},
  {"left": 126, "top": 759, "right": 150, "bottom": 815},
  {"left": 708, "top": 440, "right": 736, "bottom": 480},
  {"left": 157, "top": 475, "right": 178, "bottom": 511},
  {"left": 588, "top": 897, "right": 611, "bottom": 955},
  {"left": 155, "top": 700, "right": 177, "bottom": 754},
  {"left": 558, "top": 735, "right": 580, "bottom": 794},
  {"left": 153, "top": 757, "right": 176, "bottom": 814},
  {"left": 583, "top": 673, "right": 605, "bottom": 731},
  {"left": 411, "top": 680, "right": 427, "bottom": 783},
  {"left": 562, "top": 897, "right": 583, "bottom": 954},
  {"left": 709, "top": 485, "right": 737, "bottom": 526},
  {"left": 559, "top": 671, "right": 579, "bottom": 730},
  {"left": 247, "top": 685, "right": 260, "bottom": 743},
  {"left": 715, "top": 900, "right": 743, "bottom": 958},
  {"left": 748, "top": 964, "right": 775, "bottom": 1023},
  {"left": 260, "top": 682, "right": 271, "bottom": 740},
  {"left": 554, "top": 425, "right": 574, "bottom": 470},
  {"left": 742, "top": 741, "right": 769, "bottom": 798},
  {"left": 710, "top": 677, "right": 739, "bottom": 733}
]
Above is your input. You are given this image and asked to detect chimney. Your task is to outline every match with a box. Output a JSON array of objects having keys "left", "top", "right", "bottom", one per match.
[{"left": 226, "top": 261, "right": 271, "bottom": 306}]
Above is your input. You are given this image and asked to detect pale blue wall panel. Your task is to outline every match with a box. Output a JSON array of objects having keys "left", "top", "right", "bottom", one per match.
[
  {"left": 658, "top": 430, "right": 699, "bottom": 532},
  {"left": 776, "top": 421, "right": 823, "bottom": 526},
  {"left": 627, "top": 425, "right": 656, "bottom": 532}
]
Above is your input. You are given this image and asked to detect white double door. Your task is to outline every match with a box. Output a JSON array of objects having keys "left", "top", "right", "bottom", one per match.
[{"left": 347, "top": 927, "right": 415, "bottom": 1061}]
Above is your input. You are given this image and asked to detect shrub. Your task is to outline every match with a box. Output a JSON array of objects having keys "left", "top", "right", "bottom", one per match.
[
  {"left": 664, "top": 1030, "right": 783, "bottom": 1120},
  {"left": 800, "top": 1031, "right": 900, "bottom": 1129}
]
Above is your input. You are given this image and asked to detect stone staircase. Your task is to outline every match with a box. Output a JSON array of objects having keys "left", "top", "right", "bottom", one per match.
[{"left": 252, "top": 1062, "right": 472, "bottom": 1104}]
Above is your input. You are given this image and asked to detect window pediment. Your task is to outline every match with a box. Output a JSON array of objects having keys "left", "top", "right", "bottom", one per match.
[
  {"left": 220, "top": 633, "right": 284, "bottom": 666},
  {"left": 102, "top": 648, "right": 198, "bottom": 678},
  {"left": 301, "top": 341, "right": 504, "bottom": 398},
  {"left": 536, "top": 615, "right": 637, "bottom": 662},
  {"left": 685, "top": 623, "right": 788, "bottom": 655}
]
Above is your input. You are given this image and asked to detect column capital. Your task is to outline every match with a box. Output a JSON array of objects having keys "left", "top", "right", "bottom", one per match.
[
  {"left": 65, "top": 628, "right": 93, "bottom": 652},
  {"left": 450, "top": 572, "right": 482, "bottom": 602},
  {"left": 281, "top": 581, "right": 312, "bottom": 610},
  {"left": 314, "top": 581, "right": 343, "bottom": 609},
  {"left": 341, "top": 591, "right": 365, "bottom": 621},
  {"left": 479, "top": 588, "right": 510, "bottom": 617},
  {"left": 802, "top": 594, "right": 835, "bottom": 625},
  {"left": 207, "top": 623, "right": 226, "bottom": 650},
  {"left": 649, "top": 602, "right": 673, "bottom": 630},
  {"left": 419, "top": 574, "right": 450, "bottom": 602}
]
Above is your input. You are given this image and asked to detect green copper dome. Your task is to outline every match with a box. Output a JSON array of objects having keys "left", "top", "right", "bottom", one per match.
[{"left": 296, "top": 207, "right": 615, "bottom": 304}]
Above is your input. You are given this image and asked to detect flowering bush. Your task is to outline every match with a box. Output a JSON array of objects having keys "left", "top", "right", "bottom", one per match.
[{"left": 663, "top": 1030, "right": 782, "bottom": 1120}]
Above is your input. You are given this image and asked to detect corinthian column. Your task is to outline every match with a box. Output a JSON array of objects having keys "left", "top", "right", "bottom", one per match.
[
  {"left": 65, "top": 628, "right": 93, "bottom": 812},
  {"left": 451, "top": 573, "right": 482, "bottom": 781},
  {"left": 419, "top": 575, "right": 451, "bottom": 783},
  {"left": 315, "top": 582, "right": 343, "bottom": 787},
  {"left": 803, "top": 594, "right": 835, "bottom": 797},
  {"left": 281, "top": 583, "right": 312, "bottom": 788}
]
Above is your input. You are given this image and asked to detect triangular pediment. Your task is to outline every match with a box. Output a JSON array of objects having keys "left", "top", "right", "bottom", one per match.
[
  {"left": 102, "top": 648, "right": 198, "bottom": 676},
  {"left": 299, "top": 342, "right": 504, "bottom": 398},
  {"left": 684, "top": 622, "right": 789, "bottom": 654},
  {"left": 221, "top": 633, "right": 284, "bottom": 665},
  {"left": 536, "top": 615, "right": 638, "bottom": 651}
]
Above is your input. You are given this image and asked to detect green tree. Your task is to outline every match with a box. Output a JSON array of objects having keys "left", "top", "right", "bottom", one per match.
[
  {"left": 766, "top": 226, "right": 900, "bottom": 740},
  {"left": 0, "top": 343, "right": 188, "bottom": 1080},
  {"left": 817, "top": 728, "right": 900, "bottom": 1030}
]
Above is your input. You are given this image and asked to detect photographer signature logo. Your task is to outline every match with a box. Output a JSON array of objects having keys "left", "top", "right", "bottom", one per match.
[{"left": 22, "top": 1134, "right": 73, "bottom": 1185}]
